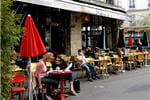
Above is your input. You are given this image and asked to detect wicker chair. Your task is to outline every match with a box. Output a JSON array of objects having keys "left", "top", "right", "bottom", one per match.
[
  {"left": 136, "top": 53, "right": 144, "bottom": 68},
  {"left": 124, "top": 55, "right": 136, "bottom": 70},
  {"left": 112, "top": 57, "right": 122, "bottom": 73},
  {"left": 97, "top": 57, "right": 108, "bottom": 79}
]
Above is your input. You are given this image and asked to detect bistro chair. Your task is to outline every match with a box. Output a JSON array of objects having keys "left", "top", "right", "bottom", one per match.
[
  {"left": 32, "top": 73, "right": 45, "bottom": 100},
  {"left": 31, "top": 63, "right": 45, "bottom": 100},
  {"left": 112, "top": 57, "right": 122, "bottom": 73},
  {"left": 95, "top": 53, "right": 100, "bottom": 59},
  {"left": 97, "top": 57, "right": 108, "bottom": 79},
  {"left": 136, "top": 53, "right": 144, "bottom": 68},
  {"left": 10, "top": 72, "right": 26, "bottom": 100},
  {"left": 9, "top": 87, "right": 25, "bottom": 100},
  {"left": 124, "top": 55, "right": 136, "bottom": 70},
  {"left": 104, "top": 55, "right": 113, "bottom": 73},
  {"left": 59, "top": 54, "right": 67, "bottom": 59},
  {"left": 63, "top": 56, "right": 71, "bottom": 65},
  {"left": 71, "top": 56, "right": 85, "bottom": 78},
  {"left": 147, "top": 53, "right": 150, "bottom": 64}
]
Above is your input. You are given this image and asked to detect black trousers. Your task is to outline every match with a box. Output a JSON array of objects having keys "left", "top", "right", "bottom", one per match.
[{"left": 41, "top": 76, "right": 58, "bottom": 95}]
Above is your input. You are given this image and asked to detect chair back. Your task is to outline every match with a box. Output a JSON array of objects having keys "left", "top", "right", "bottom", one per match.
[
  {"left": 114, "top": 57, "right": 122, "bottom": 64},
  {"left": 95, "top": 53, "right": 100, "bottom": 58},
  {"left": 128, "top": 55, "right": 135, "bottom": 61},
  {"left": 148, "top": 53, "right": 150, "bottom": 59},
  {"left": 137, "top": 54, "right": 144, "bottom": 61},
  {"left": 31, "top": 63, "right": 38, "bottom": 72},
  {"left": 59, "top": 54, "right": 67, "bottom": 59}
]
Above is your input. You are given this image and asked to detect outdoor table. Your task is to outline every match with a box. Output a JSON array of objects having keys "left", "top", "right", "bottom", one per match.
[
  {"left": 10, "top": 65, "right": 23, "bottom": 72},
  {"left": 49, "top": 70, "right": 72, "bottom": 100},
  {"left": 109, "top": 56, "right": 119, "bottom": 60}
]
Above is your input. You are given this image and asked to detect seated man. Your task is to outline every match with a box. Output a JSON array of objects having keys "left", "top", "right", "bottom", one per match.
[
  {"left": 77, "top": 49, "right": 98, "bottom": 82},
  {"left": 85, "top": 46, "right": 95, "bottom": 58}
]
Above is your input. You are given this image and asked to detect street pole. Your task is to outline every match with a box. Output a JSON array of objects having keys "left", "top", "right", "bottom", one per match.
[{"left": 103, "top": 27, "right": 106, "bottom": 50}]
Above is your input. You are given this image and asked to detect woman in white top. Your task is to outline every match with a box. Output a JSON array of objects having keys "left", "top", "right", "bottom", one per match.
[{"left": 77, "top": 49, "right": 97, "bottom": 81}]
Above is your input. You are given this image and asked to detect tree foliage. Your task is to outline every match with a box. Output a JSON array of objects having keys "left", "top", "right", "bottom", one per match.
[{"left": 1, "top": 0, "right": 22, "bottom": 98}]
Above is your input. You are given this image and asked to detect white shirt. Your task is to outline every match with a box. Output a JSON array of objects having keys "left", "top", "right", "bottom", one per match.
[{"left": 77, "top": 55, "right": 86, "bottom": 64}]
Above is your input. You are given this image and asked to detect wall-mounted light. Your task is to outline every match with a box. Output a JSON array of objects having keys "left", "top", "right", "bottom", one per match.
[{"left": 84, "top": 16, "right": 89, "bottom": 22}]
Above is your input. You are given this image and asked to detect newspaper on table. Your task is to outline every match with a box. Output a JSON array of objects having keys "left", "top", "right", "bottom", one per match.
[
  {"left": 47, "top": 63, "right": 73, "bottom": 74},
  {"left": 64, "top": 63, "right": 72, "bottom": 71}
]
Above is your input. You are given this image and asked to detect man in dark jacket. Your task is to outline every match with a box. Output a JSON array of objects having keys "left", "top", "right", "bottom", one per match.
[{"left": 85, "top": 46, "right": 95, "bottom": 58}]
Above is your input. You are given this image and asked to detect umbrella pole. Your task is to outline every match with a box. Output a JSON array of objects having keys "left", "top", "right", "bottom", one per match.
[{"left": 29, "top": 57, "right": 33, "bottom": 100}]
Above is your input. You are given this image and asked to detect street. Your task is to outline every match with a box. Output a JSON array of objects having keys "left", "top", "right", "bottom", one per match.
[{"left": 67, "top": 66, "right": 150, "bottom": 100}]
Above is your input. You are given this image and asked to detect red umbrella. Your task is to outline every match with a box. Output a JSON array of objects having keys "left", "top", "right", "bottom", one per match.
[
  {"left": 19, "top": 14, "right": 46, "bottom": 100},
  {"left": 128, "top": 35, "right": 133, "bottom": 46},
  {"left": 19, "top": 15, "right": 46, "bottom": 57}
]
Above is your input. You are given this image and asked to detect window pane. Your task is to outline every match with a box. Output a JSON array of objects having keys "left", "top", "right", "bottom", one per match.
[{"left": 129, "top": 0, "right": 135, "bottom": 8}]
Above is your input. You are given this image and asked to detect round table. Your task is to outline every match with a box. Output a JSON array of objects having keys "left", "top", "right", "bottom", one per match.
[{"left": 49, "top": 70, "right": 72, "bottom": 100}]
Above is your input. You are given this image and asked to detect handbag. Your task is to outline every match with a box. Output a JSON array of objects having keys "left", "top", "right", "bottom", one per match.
[{"left": 73, "top": 79, "right": 80, "bottom": 93}]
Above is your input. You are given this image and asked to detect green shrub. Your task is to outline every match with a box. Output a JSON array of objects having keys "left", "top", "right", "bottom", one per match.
[{"left": 1, "top": 0, "right": 22, "bottom": 98}]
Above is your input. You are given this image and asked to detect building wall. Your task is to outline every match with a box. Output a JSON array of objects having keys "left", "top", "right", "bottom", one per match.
[
  {"left": 121, "top": 0, "right": 149, "bottom": 10},
  {"left": 70, "top": 12, "right": 82, "bottom": 55},
  {"left": 120, "top": 0, "right": 150, "bottom": 48},
  {"left": 121, "top": 0, "right": 150, "bottom": 27},
  {"left": 135, "top": 0, "right": 149, "bottom": 9}
]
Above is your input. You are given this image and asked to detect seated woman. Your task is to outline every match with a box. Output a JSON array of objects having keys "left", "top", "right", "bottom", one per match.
[
  {"left": 34, "top": 52, "right": 58, "bottom": 98},
  {"left": 52, "top": 56, "right": 78, "bottom": 95}
]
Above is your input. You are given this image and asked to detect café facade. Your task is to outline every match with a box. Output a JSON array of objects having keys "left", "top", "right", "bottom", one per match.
[{"left": 14, "top": 0, "right": 130, "bottom": 55}]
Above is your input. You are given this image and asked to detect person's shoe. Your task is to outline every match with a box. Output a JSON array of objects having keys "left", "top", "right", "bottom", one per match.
[
  {"left": 76, "top": 90, "right": 80, "bottom": 93},
  {"left": 122, "top": 70, "right": 126, "bottom": 73},
  {"left": 88, "top": 78, "right": 93, "bottom": 82},
  {"left": 70, "top": 90, "right": 78, "bottom": 96},
  {"left": 45, "top": 95, "right": 53, "bottom": 100},
  {"left": 50, "top": 89, "right": 59, "bottom": 96},
  {"left": 95, "top": 76, "right": 100, "bottom": 79},
  {"left": 74, "top": 89, "right": 80, "bottom": 93},
  {"left": 92, "top": 77, "right": 96, "bottom": 80}
]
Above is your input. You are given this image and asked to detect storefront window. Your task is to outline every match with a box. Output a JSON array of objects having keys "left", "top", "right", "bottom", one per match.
[{"left": 82, "top": 15, "right": 102, "bottom": 49}]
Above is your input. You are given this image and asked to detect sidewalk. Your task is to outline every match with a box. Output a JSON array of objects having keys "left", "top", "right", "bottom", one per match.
[
  {"left": 13, "top": 63, "right": 150, "bottom": 100},
  {"left": 66, "top": 66, "right": 150, "bottom": 100}
]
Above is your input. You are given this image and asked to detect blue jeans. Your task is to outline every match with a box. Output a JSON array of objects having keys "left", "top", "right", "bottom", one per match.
[{"left": 81, "top": 63, "right": 96, "bottom": 79}]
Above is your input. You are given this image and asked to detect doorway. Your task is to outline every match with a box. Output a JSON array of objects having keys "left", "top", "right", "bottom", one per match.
[{"left": 51, "top": 10, "right": 70, "bottom": 54}]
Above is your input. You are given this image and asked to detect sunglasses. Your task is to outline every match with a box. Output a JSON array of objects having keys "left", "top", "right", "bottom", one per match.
[{"left": 56, "top": 59, "right": 61, "bottom": 61}]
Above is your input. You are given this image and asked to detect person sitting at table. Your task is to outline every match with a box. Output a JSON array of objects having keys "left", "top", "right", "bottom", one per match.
[
  {"left": 34, "top": 52, "right": 59, "bottom": 99},
  {"left": 137, "top": 39, "right": 143, "bottom": 52},
  {"left": 85, "top": 46, "right": 95, "bottom": 58},
  {"left": 77, "top": 49, "right": 98, "bottom": 82},
  {"left": 52, "top": 56, "right": 78, "bottom": 95},
  {"left": 95, "top": 47, "right": 101, "bottom": 54}
]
